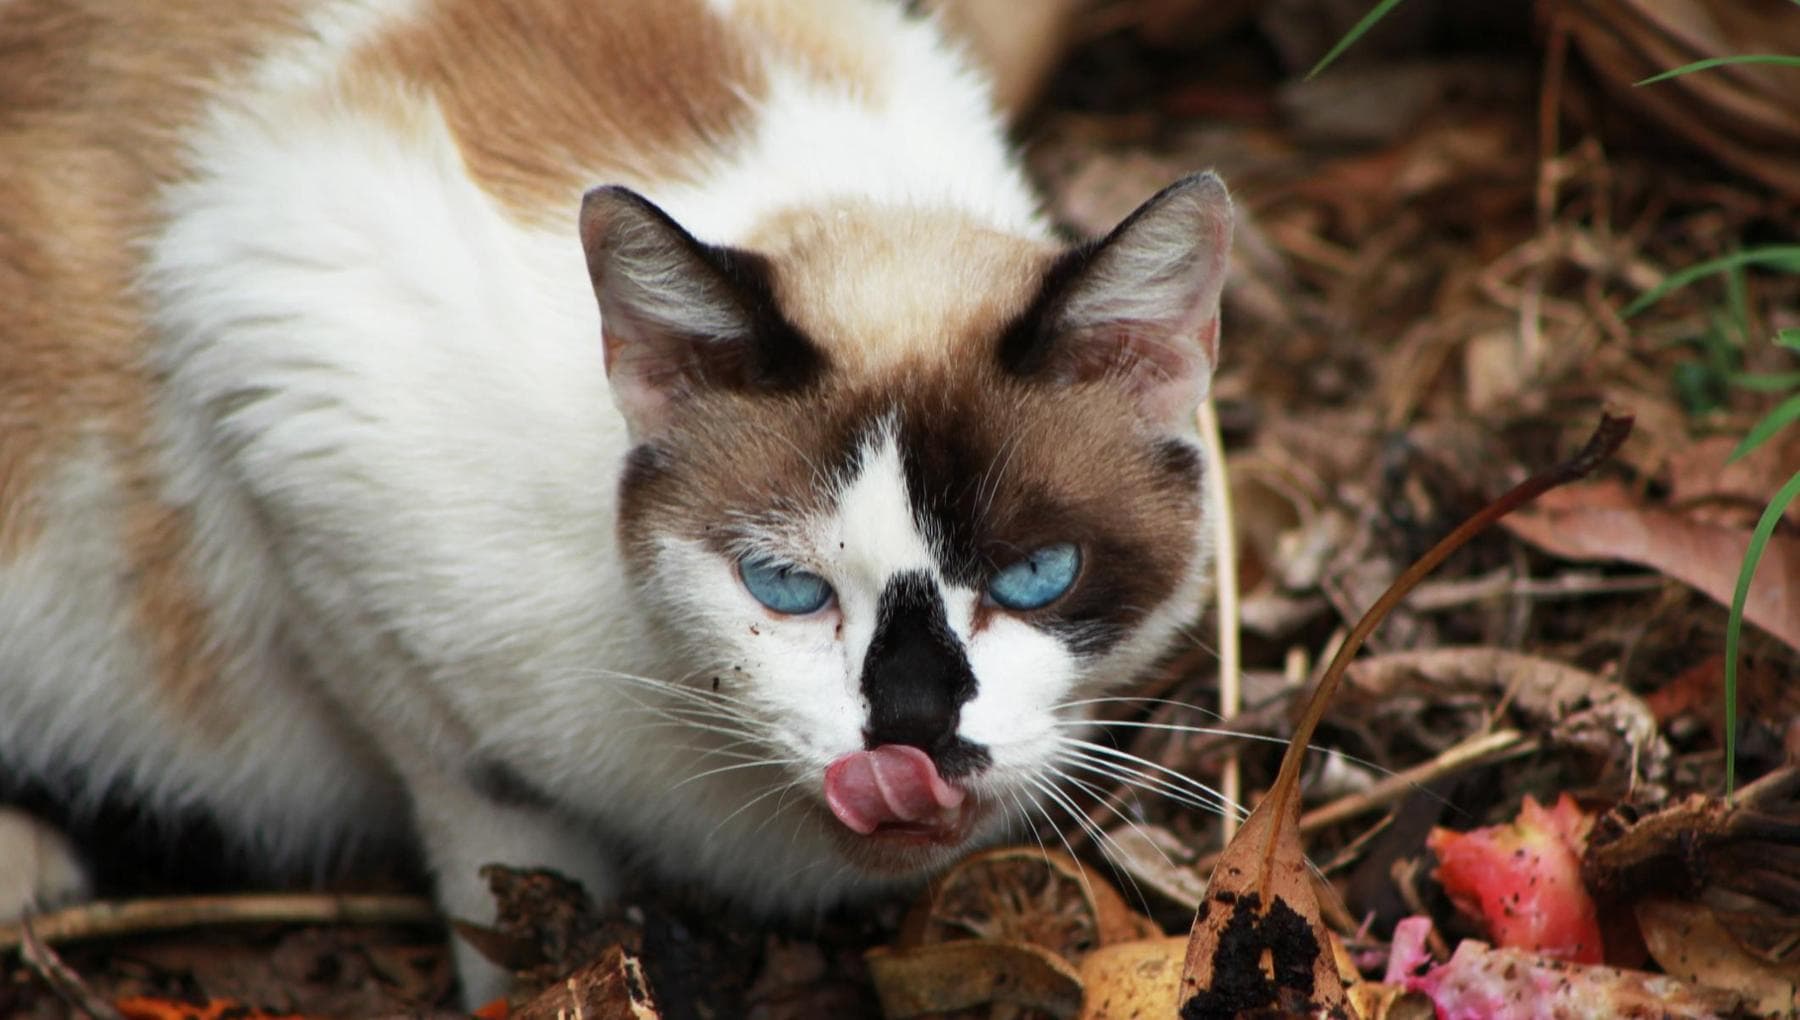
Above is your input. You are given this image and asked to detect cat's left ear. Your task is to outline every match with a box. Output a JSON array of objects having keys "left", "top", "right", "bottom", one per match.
[
  {"left": 580, "top": 186, "right": 821, "bottom": 438},
  {"left": 1004, "top": 172, "right": 1233, "bottom": 431}
]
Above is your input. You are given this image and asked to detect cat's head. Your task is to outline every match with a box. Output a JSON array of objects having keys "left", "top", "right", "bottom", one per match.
[{"left": 580, "top": 175, "right": 1231, "bottom": 880}]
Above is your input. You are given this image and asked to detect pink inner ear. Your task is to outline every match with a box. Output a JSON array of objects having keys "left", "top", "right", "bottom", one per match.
[
  {"left": 1063, "top": 316, "right": 1216, "bottom": 427},
  {"left": 1196, "top": 315, "right": 1219, "bottom": 367},
  {"left": 600, "top": 324, "right": 687, "bottom": 437}
]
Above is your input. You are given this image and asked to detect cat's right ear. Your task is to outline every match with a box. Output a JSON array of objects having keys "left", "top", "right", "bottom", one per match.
[
  {"left": 1000, "top": 172, "right": 1232, "bottom": 433},
  {"left": 579, "top": 186, "right": 821, "bottom": 438}
]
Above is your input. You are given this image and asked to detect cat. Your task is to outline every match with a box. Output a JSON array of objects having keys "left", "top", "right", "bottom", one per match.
[{"left": 0, "top": 0, "right": 1231, "bottom": 1002}]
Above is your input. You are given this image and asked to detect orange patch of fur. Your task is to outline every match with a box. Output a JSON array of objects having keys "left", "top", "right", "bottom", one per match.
[
  {"left": 345, "top": 0, "right": 767, "bottom": 220},
  {"left": 343, "top": 0, "right": 903, "bottom": 222},
  {"left": 0, "top": 0, "right": 301, "bottom": 722}
]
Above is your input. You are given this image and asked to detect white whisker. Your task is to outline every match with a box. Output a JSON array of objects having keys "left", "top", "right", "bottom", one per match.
[{"left": 1056, "top": 738, "right": 1246, "bottom": 819}]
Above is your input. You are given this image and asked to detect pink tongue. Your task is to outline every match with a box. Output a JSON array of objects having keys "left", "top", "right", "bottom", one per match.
[{"left": 823, "top": 745, "right": 966, "bottom": 835}]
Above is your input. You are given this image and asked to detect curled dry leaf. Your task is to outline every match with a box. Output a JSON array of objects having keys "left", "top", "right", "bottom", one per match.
[
  {"left": 1665, "top": 435, "right": 1800, "bottom": 529},
  {"left": 1342, "top": 646, "right": 1669, "bottom": 789},
  {"left": 872, "top": 846, "right": 1160, "bottom": 1019},
  {"left": 866, "top": 941, "right": 1084, "bottom": 1020},
  {"left": 509, "top": 944, "right": 661, "bottom": 1020},
  {"left": 897, "top": 846, "right": 1160, "bottom": 957},
  {"left": 1555, "top": 0, "right": 1800, "bottom": 201},
  {"left": 1344, "top": 982, "right": 1436, "bottom": 1020},
  {"left": 1636, "top": 898, "right": 1800, "bottom": 1017},
  {"left": 1095, "top": 825, "right": 1211, "bottom": 912},
  {"left": 1584, "top": 767, "right": 1800, "bottom": 923},
  {"left": 1502, "top": 479, "right": 1800, "bottom": 653},
  {"left": 1075, "top": 936, "right": 1187, "bottom": 1020}
]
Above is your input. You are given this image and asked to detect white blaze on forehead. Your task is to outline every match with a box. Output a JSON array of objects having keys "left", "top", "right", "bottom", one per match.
[
  {"left": 827, "top": 425, "right": 939, "bottom": 588},
  {"left": 822, "top": 425, "right": 955, "bottom": 660}
]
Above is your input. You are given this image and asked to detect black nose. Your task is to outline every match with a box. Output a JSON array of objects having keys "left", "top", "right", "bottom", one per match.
[{"left": 860, "top": 571, "right": 976, "bottom": 752}]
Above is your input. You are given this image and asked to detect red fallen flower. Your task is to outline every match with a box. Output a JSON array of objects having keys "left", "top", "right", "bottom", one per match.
[{"left": 1427, "top": 792, "right": 1604, "bottom": 963}]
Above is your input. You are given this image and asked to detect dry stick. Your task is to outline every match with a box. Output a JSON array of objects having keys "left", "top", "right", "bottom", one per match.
[
  {"left": 1296, "top": 729, "right": 1534, "bottom": 835},
  {"left": 0, "top": 892, "right": 438, "bottom": 953},
  {"left": 1255, "top": 411, "right": 1635, "bottom": 905},
  {"left": 1182, "top": 728, "right": 1536, "bottom": 879},
  {"left": 1198, "top": 397, "right": 1243, "bottom": 844},
  {"left": 17, "top": 917, "right": 126, "bottom": 1020}
]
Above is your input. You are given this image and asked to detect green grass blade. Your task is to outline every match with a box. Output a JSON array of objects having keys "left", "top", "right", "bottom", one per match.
[
  {"left": 1306, "top": 0, "right": 1410, "bottom": 79},
  {"left": 1624, "top": 246, "right": 1800, "bottom": 317},
  {"left": 1637, "top": 54, "right": 1800, "bottom": 85},
  {"left": 1730, "top": 370, "right": 1800, "bottom": 393},
  {"left": 1730, "top": 393, "right": 1800, "bottom": 461},
  {"left": 1726, "top": 264, "right": 1750, "bottom": 347},
  {"left": 1723, "top": 468, "right": 1800, "bottom": 800}
]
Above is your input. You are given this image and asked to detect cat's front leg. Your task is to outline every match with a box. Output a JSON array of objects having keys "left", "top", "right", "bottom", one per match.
[
  {"left": 0, "top": 807, "right": 91, "bottom": 922},
  {"left": 405, "top": 768, "right": 617, "bottom": 1009}
]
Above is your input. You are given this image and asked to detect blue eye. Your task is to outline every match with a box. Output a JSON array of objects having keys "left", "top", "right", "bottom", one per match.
[
  {"left": 987, "top": 543, "right": 1081, "bottom": 611},
  {"left": 738, "top": 555, "right": 834, "bottom": 615}
]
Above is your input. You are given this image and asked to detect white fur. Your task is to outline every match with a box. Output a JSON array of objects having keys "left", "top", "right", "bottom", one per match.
[
  {"left": 650, "top": 8, "right": 1049, "bottom": 244},
  {"left": 0, "top": 808, "right": 90, "bottom": 921}
]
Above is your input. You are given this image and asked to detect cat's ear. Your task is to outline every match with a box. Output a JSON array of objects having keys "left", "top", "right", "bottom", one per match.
[
  {"left": 579, "top": 186, "right": 821, "bottom": 438},
  {"left": 1003, "top": 172, "right": 1232, "bottom": 430}
]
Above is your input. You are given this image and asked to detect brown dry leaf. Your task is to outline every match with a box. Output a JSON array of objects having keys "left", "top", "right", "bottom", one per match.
[
  {"left": 1637, "top": 899, "right": 1800, "bottom": 1016},
  {"left": 1665, "top": 434, "right": 1800, "bottom": 527},
  {"left": 1082, "top": 933, "right": 1388, "bottom": 1020},
  {"left": 1557, "top": 0, "right": 1800, "bottom": 200},
  {"left": 865, "top": 942, "right": 1083, "bottom": 1020},
  {"left": 1095, "top": 825, "right": 1210, "bottom": 912},
  {"left": 1502, "top": 480, "right": 1800, "bottom": 652},
  {"left": 1076, "top": 936, "right": 1186, "bottom": 1019},
  {"left": 509, "top": 944, "right": 660, "bottom": 1020},
  {"left": 1178, "top": 793, "right": 1349, "bottom": 1017},
  {"left": 1344, "top": 983, "right": 1435, "bottom": 1020},
  {"left": 876, "top": 847, "right": 1157, "bottom": 1020},
  {"left": 898, "top": 847, "right": 1159, "bottom": 960},
  {"left": 1584, "top": 767, "right": 1800, "bottom": 917},
  {"left": 1342, "top": 646, "right": 1669, "bottom": 788}
]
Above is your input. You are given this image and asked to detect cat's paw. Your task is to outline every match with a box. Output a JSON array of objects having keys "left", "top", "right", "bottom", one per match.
[{"left": 0, "top": 807, "right": 91, "bottom": 921}]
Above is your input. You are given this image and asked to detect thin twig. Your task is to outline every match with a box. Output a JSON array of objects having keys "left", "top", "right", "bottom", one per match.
[
  {"left": 1403, "top": 567, "right": 1666, "bottom": 612},
  {"left": 0, "top": 892, "right": 438, "bottom": 952},
  {"left": 1188, "top": 728, "right": 1537, "bottom": 877},
  {"left": 18, "top": 917, "right": 126, "bottom": 1020},
  {"left": 1199, "top": 397, "right": 1243, "bottom": 844}
]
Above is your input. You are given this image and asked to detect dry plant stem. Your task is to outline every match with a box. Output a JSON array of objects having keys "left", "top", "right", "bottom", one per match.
[
  {"left": 1298, "top": 729, "right": 1534, "bottom": 834},
  {"left": 1186, "top": 728, "right": 1537, "bottom": 878},
  {"left": 1199, "top": 397, "right": 1243, "bottom": 844},
  {"left": 1287, "top": 413, "right": 1634, "bottom": 773},
  {"left": 0, "top": 892, "right": 438, "bottom": 952},
  {"left": 18, "top": 917, "right": 125, "bottom": 1020},
  {"left": 1403, "top": 567, "right": 1664, "bottom": 611},
  {"left": 1264, "top": 411, "right": 1635, "bottom": 893}
]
